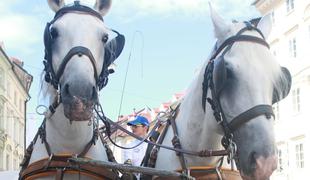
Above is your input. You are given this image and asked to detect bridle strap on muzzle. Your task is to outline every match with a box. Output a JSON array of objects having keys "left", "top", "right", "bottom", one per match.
[
  {"left": 228, "top": 104, "right": 274, "bottom": 133},
  {"left": 53, "top": 46, "right": 99, "bottom": 89}
]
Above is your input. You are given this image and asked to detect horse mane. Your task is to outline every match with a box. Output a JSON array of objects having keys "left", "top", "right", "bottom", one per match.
[{"left": 39, "top": 71, "right": 57, "bottom": 104}]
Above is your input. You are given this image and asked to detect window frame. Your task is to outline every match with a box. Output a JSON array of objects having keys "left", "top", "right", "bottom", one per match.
[
  {"left": 292, "top": 88, "right": 300, "bottom": 113},
  {"left": 286, "top": 0, "right": 295, "bottom": 13}
]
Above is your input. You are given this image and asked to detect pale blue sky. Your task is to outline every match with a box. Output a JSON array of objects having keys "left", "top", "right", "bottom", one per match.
[{"left": 0, "top": 0, "right": 260, "bottom": 142}]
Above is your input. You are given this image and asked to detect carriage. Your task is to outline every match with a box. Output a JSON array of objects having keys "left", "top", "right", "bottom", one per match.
[{"left": 4, "top": 0, "right": 292, "bottom": 179}]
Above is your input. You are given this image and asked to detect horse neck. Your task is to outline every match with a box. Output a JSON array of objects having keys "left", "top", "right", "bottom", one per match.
[
  {"left": 45, "top": 103, "right": 94, "bottom": 154},
  {"left": 176, "top": 63, "right": 223, "bottom": 151}
]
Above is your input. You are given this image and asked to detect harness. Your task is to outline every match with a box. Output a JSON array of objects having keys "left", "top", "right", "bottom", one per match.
[
  {"left": 143, "top": 102, "right": 238, "bottom": 180},
  {"left": 19, "top": 102, "right": 119, "bottom": 180},
  {"left": 19, "top": 2, "right": 125, "bottom": 179}
]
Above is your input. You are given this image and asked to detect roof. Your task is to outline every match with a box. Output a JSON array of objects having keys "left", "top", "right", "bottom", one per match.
[{"left": 0, "top": 46, "right": 33, "bottom": 97}]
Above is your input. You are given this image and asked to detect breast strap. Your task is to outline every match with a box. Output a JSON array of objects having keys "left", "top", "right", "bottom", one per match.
[{"left": 19, "top": 154, "right": 118, "bottom": 180}]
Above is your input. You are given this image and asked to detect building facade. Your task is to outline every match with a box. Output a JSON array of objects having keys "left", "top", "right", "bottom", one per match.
[
  {"left": 254, "top": 0, "right": 310, "bottom": 179},
  {"left": 0, "top": 46, "right": 32, "bottom": 171}
]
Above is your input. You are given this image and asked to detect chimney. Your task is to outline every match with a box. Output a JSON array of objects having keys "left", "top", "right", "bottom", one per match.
[
  {"left": 11, "top": 57, "right": 24, "bottom": 67},
  {"left": 0, "top": 41, "right": 4, "bottom": 49}
]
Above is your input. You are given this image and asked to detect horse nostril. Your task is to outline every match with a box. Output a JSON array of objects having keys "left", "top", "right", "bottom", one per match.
[
  {"left": 64, "top": 84, "right": 70, "bottom": 96},
  {"left": 249, "top": 151, "right": 258, "bottom": 169},
  {"left": 92, "top": 86, "right": 98, "bottom": 101}
]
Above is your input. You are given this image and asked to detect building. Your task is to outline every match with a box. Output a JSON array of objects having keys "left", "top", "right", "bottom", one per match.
[
  {"left": 253, "top": 0, "right": 310, "bottom": 179},
  {"left": 0, "top": 45, "right": 32, "bottom": 171}
]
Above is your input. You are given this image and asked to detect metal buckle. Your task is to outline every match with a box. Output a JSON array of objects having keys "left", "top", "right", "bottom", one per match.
[
  {"left": 227, "top": 138, "right": 237, "bottom": 170},
  {"left": 44, "top": 153, "right": 54, "bottom": 170}
]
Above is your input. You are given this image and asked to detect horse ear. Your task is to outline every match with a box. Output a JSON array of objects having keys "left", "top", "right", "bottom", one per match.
[
  {"left": 209, "top": 3, "right": 232, "bottom": 40},
  {"left": 47, "top": 0, "right": 65, "bottom": 12},
  {"left": 257, "top": 13, "right": 272, "bottom": 39},
  {"left": 94, "top": 0, "right": 112, "bottom": 16}
]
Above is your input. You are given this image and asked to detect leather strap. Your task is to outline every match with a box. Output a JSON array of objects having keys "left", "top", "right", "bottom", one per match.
[
  {"left": 55, "top": 46, "right": 98, "bottom": 85},
  {"left": 20, "top": 155, "right": 118, "bottom": 180},
  {"left": 228, "top": 104, "right": 274, "bottom": 132},
  {"left": 170, "top": 117, "right": 188, "bottom": 171}
]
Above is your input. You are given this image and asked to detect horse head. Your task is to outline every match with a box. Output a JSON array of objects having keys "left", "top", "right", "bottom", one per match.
[
  {"left": 209, "top": 6, "right": 291, "bottom": 180},
  {"left": 44, "top": 0, "right": 124, "bottom": 121}
]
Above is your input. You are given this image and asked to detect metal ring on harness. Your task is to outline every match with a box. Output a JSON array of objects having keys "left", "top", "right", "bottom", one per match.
[{"left": 36, "top": 105, "right": 48, "bottom": 116}]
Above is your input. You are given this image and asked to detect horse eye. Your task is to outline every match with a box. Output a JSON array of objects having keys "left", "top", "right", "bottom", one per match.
[
  {"left": 102, "top": 35, "right": 109, "bottom": 43},
  {"left": 50, "top": 27, "right": 58, "bottom": 39}
]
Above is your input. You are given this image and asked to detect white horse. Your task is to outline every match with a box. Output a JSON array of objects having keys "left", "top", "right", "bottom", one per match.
[
  {"left": 154, "top": 6, "right": 291, "bottom": 180},
  {"left": 16, "top": 0, "right": 124, "bottom": 179}
]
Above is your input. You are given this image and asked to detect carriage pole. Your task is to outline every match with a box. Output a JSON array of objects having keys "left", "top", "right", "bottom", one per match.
[{"left": 70, "top": 158, "right": 195, "bottom": 179}]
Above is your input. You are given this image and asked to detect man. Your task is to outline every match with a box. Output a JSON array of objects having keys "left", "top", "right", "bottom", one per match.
[{"left": 123, "top": 115, "right": 149, "bottom": 167}]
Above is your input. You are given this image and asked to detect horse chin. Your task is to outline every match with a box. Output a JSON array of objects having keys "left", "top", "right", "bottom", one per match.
[
  {"left": 63, "top": 96, "right": 95, "bottom": 121},
  {"left": 239, "top": 155, "right": 277, "bottom": 180}
]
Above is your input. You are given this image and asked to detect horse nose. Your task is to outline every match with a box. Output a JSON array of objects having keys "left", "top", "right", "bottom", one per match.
[
  {"left": 62, "top": 83, "right": 97, "bottom": 102},
  {"left": 248, "top": 151, "right": 277, "bottom": 179}
]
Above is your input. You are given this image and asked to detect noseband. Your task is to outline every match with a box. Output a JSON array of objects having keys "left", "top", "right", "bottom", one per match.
[{"left": 201, "top": 22, "right": 274, "bottom": 152}]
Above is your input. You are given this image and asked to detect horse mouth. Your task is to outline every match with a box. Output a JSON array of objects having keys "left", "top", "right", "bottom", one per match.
[
  {"left": 63, "top": 96, "right": 94, "bottom": 121},
  {"left": 239, "top": 155, "right": 277, "bottom": 180}
]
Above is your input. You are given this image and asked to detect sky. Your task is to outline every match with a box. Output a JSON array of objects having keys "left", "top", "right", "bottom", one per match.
[{"left": 0, "top": 0, "right": 260, "bottom": 143}]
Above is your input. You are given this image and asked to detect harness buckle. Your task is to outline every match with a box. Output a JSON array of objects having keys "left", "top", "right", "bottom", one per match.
[{"left": 227, "top": 140, "right": 237, "bottom": 170}]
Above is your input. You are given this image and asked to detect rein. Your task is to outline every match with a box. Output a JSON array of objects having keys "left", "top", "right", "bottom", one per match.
[{"left": 96, "top": 103, "right": 230, "bottom": 158}]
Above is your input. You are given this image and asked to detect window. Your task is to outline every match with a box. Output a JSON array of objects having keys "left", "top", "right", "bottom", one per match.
[
  {"left": 277, "top": 149, "right": 283, "bottom": 172},
  {"left": 271, "top": 11, "right": 276, "bottom": 24},
  {"left": 13, "top": 159, "right": 17, "bottom": 170},
  {"left": 19, "top": 99, "right": 23, "bottom": 113},
  {"left": 14, "top": 91, "right": 17, "bottom": 106},
  {"left": 295, "top": 143, "right": 304, "bottom": 168},
  {"left": 6, "top": 81, "right": 11, "bottom": 98},
  {"left": 289, "top": 37, "right": 297, "bottom": 58},
  {"left": 277, "top": 144, "right": 288, "bottom": 172},
  {"left": 286, "top": 0, "right": 295, "bottom": 13},
  {"left": 19, "top": 122, "right": 24, "bottom": 147},
  {"left": 14, "top": 119, "right": 18, "bottom": 142},
  {"left": 0, "top": 102, "right": 3, "bottom": 130},
  {"left": 0, "top": 152, "right": 3, "bottom": 170},
  {"left": 6, "top": 154, "right": 10, "bottom": 170},
  {"left": 273, "top": 50, "right": 277, "bottom": 56},
  {"left": 273, "top": 103, "right": 280, "bottom": 121},
  {"left": 0, "top": 68, "right": 4, "bottom": 89},
  {"left": 292, "top": 88, "right": 300, "bottom": 113}
]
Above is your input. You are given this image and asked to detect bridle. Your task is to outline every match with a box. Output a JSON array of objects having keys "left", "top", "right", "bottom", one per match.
[
  {"left": 19, "top": 4, "right": 125, "bottom": 179},
  {"left": 201, "top": 22, "right": 274, "bottom": 164},
  {"left": 43, "top": 2, "right": 125, "bottom": 91}
]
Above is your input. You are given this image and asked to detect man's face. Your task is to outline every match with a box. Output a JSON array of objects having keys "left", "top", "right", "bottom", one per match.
[{"left": 130, "top": 125, "right": 148, "bottom": 137}]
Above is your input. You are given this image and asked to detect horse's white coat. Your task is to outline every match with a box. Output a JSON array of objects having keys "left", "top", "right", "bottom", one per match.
[
  {"left": 155, "top": 6, "right": 283, "bottom": 180},
  {"left": 17, "top": 0, "right": 113, "bottom": 179}
]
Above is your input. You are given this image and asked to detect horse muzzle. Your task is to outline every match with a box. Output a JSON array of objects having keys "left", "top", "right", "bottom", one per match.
[
  {"left": 61, "top": 83, "right": 98, "bottom": 121},
  {"left": 240, "top": 154, "right": 277, "bottom": 180}
]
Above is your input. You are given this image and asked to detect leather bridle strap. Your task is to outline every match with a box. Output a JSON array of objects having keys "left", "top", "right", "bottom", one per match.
[
  {"left": 98, "top": 114, "right": 229, "bottom": 157},
  {"left": 228, "top": 105, "right": 274, "bottom": 133},
  {"left": 170, "top": 116, "right": 188, "bottom": 171},
  {"left": 210, "top": 35, "right": 269, "bottom": 61},
  {"left": 54, "top": 46, "right": 98, "bottom": 86}
]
